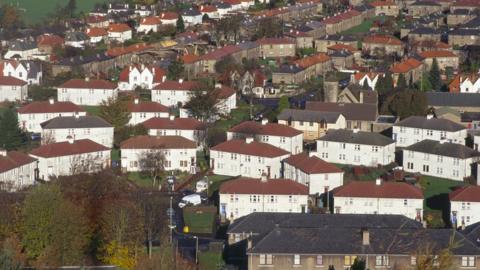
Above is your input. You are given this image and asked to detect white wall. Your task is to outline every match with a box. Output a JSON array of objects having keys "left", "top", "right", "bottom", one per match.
[
  {"left": 129, "top": 111, "right": 169, "bottom": 126},
  {"left": 138, "top": 24, "right": 159, "bottom": 33},
  {"left": 3, "top": 62, "right": 42, "bottom": 85},
  {"left": 392, "top": 126, "right": 467, "bottom": 148},
  {"left": 451, "top": 201, "right": 480, "bottom": 227},
  {"left": 152, "top": 89, "right": 191, "bottom": 107},
  {"left": 19, "top": 111, "right": 88, "bottom": 133},
  {"left": 42, "top": 127, "right": 114, "bottom": 147},
  {"left": 283, "top": 162, "right": 344, "bottom": 195},
  {"left": 227, "top": 131, "right": 303, "bottom": 154},
  {"left": 120, "top": 66, "right": 158, "bottom": 91},
  {"left": 57, "top": 87, "right": 118, "bottom": 106},
  {"left": 4, "top": 48, "right": 40, "bottom": 60},
  {"left": 316, "top": 140, "right": 395, "bottom": 166},
  {"left": 108, "top": 30, "right": 132, "bottom": 42},
  {"left": 0, "top": 84, "right": 28, "bottom": 102},
  {"left": 120, "top": 148, "right": 196, "bottom": 172},
  {"left": 459, "top": 78, "right": 480, "bottom": 93},
  {"left": 147, "top": 128, "right": 204, "bottom": 146},
  {"left": 0, "top": 161, "right": 37, "bottom": 191}
]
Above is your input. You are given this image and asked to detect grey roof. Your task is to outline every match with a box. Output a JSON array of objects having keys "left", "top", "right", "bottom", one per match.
[
  {"left": 41, "top": 116, "right": 112, "bottom": 129},
  {"left": 277, "top": 109, "right": 342, "bottom": 123},
  {"left": 249, "top": 227, "right": 479, "bottom": 255},
  {"left": 237, "top": 41, "right": 259, "bottom": 50},
  {"left": 462, "top": 16, "right": 480, "bottom": 29},
  {"left": 182, "top": 8, "right": 201, "bottom": 16},
  {"left": 426, "top": 92, "right": 480, "bottom": 108},
  {"left": 462, "top": 222, "right": 480, "bottom": 247},
  {"left": 65, "top": 31, "right": 88, "bottom": 42},
  {"left": 305, "top": 102, "right": 377, "bottom": 121},
  {"left": 411, "top": 1, "right": 441, "bottom": 6},
  {"left": 276, "top": 64, "right": 304, "bottom": 74},
  {"left": 57, "top": 53, "right": 113, "bottom": 66},
  {"left": 9, "top": 39, "right": 37, "bottom": 51},
  {"left": 394, "top": 116, "right": 465, "bottom": 132},
  {"left": 353, "top": 4, "right": 374, "bottom": 12},
  {"left": 449, "top": 28, "right": 480, "bottom": 36},
  {"left": 330, "top": 50, "right": 352, "bottom": 57},
  {"left": 405, "top": 139, "right": 480, "bottom": 159},
  {"left": 227, "top": 212, "right": 422, "bottom": 235},
  {"left": 319, "top": 129, "right": 394, "bottom": 146},
  {"left": 409, "top": 27, "right": 441, "bottom": 35},
  {"left": 216, "top": 2, "right": 232, "bottom": 9},
  {"left": 461, "top": 112, "right": 480, "bottom": 122}
]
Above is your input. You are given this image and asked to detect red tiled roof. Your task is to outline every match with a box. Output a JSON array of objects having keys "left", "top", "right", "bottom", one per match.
[
  {"left": 257, "top": 37, "right": 295, "bottom": 45},
  {"left": 328, "top": 43, "right": 358, "bottom": 53},
  {"left": 142, "top": 117, "right": 205, "bottom": 130},
  {"left": 120, "top": 135, "right": 196, "bottom": 149},
  {"left": 323, "top": 9, "right": 361, "bottom": 24},
  {"left": 118, "top": 64, "right": 166, "bottom": 83},
  {"left": 419, "top": 50, "right": 457, "bottom": 58},
  {"left": 0, "top": 151, "right": 37, "bottom": 173},
  {"left": 390, "top": 58, "right": 422, "bottom": 73},
  {"left": 58, "top": 79, "right": 117, "bottom": 89},
  {"left": 294, "top": 53, "right": 331, "bottom": 69},
  {"left": 334, "top": 181, "right": 424, "bottom": 199},
  {"left": 449, "top": 185, "right": 480, "bottom": 202},
  {"left": 30, "top": 139, "right": 109, "bottom": 158},
  {"left": 211, "top": 139, "right": 290, "bottom": 157},
  {"left": 199, "top": 45, "right": 242, "bottom": 61},
  {"left": 228, "top": 121, "right": 302, "bottom": 137},
  {"left": 127, "top": 101, "right": 169, "bottom": 113},
  {"left": 160, "top": 12, "right": 179, "bottom": 20},
  {"left": 36, "top": 34, "right": 64, "bottom": 47},
  {"left": 153, "top": 80, "right": 198, "bottom": 91},
  {"left": 181, "top": 54, "right": 200, "bottom": 64},
  {"left": 141, "top": 16, "right": 161, "bottom": 25},
  {"left": 453, "top": 0, "right": 480, "bottom": 7},
  {"left": 108, "top": 23, "right": 131, "bottom": 33},
  {"left": 17, "top": 101, "right": 84, "bottom": 114},
  {"left": 86, "top": 27, "right": 108, "bottom": 37},
  {"left": 223, "top": 0, "right": 242, "bottom": 5},
  {"left": 200, "top": 5, "right": 217, "bottom": 12},
  {"left": 0, "top": 76, "right": 27, "bottom": 86},
  {"left": 285, "top": 30, "right": 311, "bottom": 38},
  {"left": 363, "top": 34, "right": 402, "bottom": 46},
  {"left": 220, "top": 177, "right": 308, "bottom": 195},
  {"left": 284, "top": 153, "right": 343, "bottom": 174},
  {"left": 106, "top": 43, "right": 153, "bottom": 57}
]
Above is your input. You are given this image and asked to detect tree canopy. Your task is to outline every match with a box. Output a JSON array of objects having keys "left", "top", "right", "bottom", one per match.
[
  {"left": 0, "top": 108, "right": 24, "bottom": 151},
  {"left": 99, "top": 97, "right": 131, "bottom": 129}
]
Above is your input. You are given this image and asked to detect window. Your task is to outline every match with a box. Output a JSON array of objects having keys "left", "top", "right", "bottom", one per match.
[
  {"left": 299, "top": 121, "right": 304, "bottom": 126},
  {"left": 453, "top": 158, "right": 460, "bottom": 166},
  {"left": 309, "top": 121, "right": 314, "bottom": 127},
  {"left": 341, "top": 143, "right": 346, "bottom": 149},
  {"left": 404, "top": 199, "right": 408, "bottom": 206},
  {"left": 376, "top": 255, "right": 389, "bottom": 266},
  {"left": 436, "top": 167, "right": 443, "bottom": 175},
  {"left": 259, "top": 254, "right": 266, "bottom": 265},
  {"left": 407, "top": 162, "right": 414, "bottom": 170},
  {"left": 316, "top": 255, "right": 323, "bottom": 266},
  {"left": 266, "top": 254, "right": 273, "bottom": 265},
  {"left": 354, "top": 144, "right": 360, "bottom": 151},
  {"left": 453, "top": 170, "right": 459, "bottom": 177},
  {"left": 344, "top": 256, "right": 357, "bottom": 266},
  {"left": 293, "top": 254, "right": 300, "bottom": 265},
  {"left": 423, "top": 165, "right": 429, "bottom": 173},
  {"left": 462, "top": 256, "right": 476, "bottom": 267},
  {"left": 372, "top": 146, "right": 378, "bottom": 152},
  {"left": 414, "top": 128, "right": 419, "bottom": 135},
  {"left": 427, "top": 130, "right": 433, "bottom": 136},
  {"left": 411, "top": 256, "right": 417, "bottom": 266},
  {"left": 437, "top": 156, "right": 443, "bottom": 162}
]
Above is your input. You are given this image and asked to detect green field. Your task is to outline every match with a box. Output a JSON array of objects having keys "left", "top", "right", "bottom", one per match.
[
  {"left": 183, "top": 206, "right": 217, "bottom": 234},
  {"left": 5, "top": 0, "right": 106, "bottom": 25}
]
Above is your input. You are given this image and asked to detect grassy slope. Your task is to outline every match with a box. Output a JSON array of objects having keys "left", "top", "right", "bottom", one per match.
[{"left": 183, "top": 208, "right": 216, "bottom": 234}]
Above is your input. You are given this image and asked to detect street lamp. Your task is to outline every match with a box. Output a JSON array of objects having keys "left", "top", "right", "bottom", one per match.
[{"left": 193, "top": 236, "right": 199, "bottom": 264}]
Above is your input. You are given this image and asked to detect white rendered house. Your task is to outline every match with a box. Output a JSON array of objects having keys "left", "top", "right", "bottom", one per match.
[
  {"left": 118, "top": 64, "right": 166, "bottom": 91},
  {"left": 120, "top": 135, "right": 197, "bottom": 173},
  {"left": 219, "top": 176, "right": 309, "bottom": 221},
  {"left": 151, "top": 79, "right": 198, "bottom": 107},
  {"left": 40, "top": 115, "right": 114, "bottom": 147},
  {"left": 403, "top": 140, "right": 480, "bottom": 182},
  {"left": 393, "top": 115, "right": 467, "bottom": 148},
  {"left": 227, "top": 119, "right": 303, "bottom": 154},
  {"left": 210, "top": 138, "right": 291, "bottom": 178},
  {"left": 0, "top": 76, "right": 28, "bottom": 102},
  {"left": 127, "top": 98, "right": 169, "bottom": 126},
  {"left": 107, "top": 23, "right": 133, "bottom": 42},
  {"left": 17, "top": 99, "right": 86, "bottom": 133},
  {"left": 142, "top": 116, "right": 206, "bottom": 146},
  {"left": 333, "top": 180, "right": 424, "bottom": 221},
  {"left": 284, "top": 153, "right": 344, "bottom": 195},
  {"left": 316, "top": 129, "right": 396, "bottom": 167},
  {"left": 137, "top": 16, "right": 162, "bottom": 33},
  {"left": 181, "top": 8, "right": 203, "bottom": 26},
  {"left": 3, "top": 39, "right": 40, "bottom": 60},
  {"left": 85, "top": 27, "right": 108, "bottom": 44},
  {"left": 29, "top": 138, "right": 110, "bottom": 180},
  {"left": 159, "top": 12, "right": 178, "bottom": 25},
  {"left": 57, "top": 78, "right": 118, "bottom": 106},
  {"left": 450, "top": 185, "right": 480, "bottom": 228},
  {"left": 2, "top": 60, "right": 42, "bottom": 85},
  {"left": 0, "top": 150, "right": 37, "bottom": 191}
]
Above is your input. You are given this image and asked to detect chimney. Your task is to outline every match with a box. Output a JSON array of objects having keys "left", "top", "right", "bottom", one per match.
[
  {"left": 134, "top": 98, "right": 139, "bottom": 104},
  {"left": 178, "top": 78, "right": 184, "bottom": 84},
  {"left": 48, "top": 98, "right": 54, "bottom": 105},
  {"left": 141, "top": 63, "right": 145, "bottom": 70},
  {"left": 375, "top": 178, "right": 382, "bottom": 186},
  {"left": 0, "top": 149, "right": 7, "bottom": 157},
  {"left": 426, "top": 114, "right": 434, "bottom": 120},
  {"left": 261, "top": 118, "right": 268, "bottom": 125},
  {"left": 169, "top": 115, "right": 175, "bottom": 121},
  {"left": 162, "top": 75, "right": 166, "bottom": 82},
  {"left": 309, "top": 151, "right": 316, "bottom": 157},
  {"left": 246, "top": 137, "right": 254, "bottom": 144},
  {"left": 85, "top": 77, "right": 90, "bottom": 82},
  {"left": 67, "top": 135, "right": 74, "bottom": 144},
  {"left": 129, "top": 65, "right": 133, "bottom": 71},
  {"left": 362, "top": 228, "right": 370, "bottom": 246},
  {"left": 260, "top": 173, "right": 268, "bottom": 182},
  {"left": 74, "top": 112, "right": 80, "bottom": 119},
  {"left": 215, "top": 83, "right": 222, "bottom": 88}
]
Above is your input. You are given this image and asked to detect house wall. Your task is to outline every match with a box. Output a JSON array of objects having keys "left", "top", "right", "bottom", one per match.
[
  {"left": 4, "top": 48, "right": 40, "bottom": 60},
  {"left": 316, "top": 140, "right": 396, "bottom": 166},
  {"left": 120, "top": 148, "right": 196, "bottom": 172},
  {"left": 41, "top": 127, "right": 114, "bottom": 147},
  {"left": 392, "top": 126, "right": 467, "bottom": 147},
  {"left": 108, "top": 30, "right": 132, "bottom": 42},
  {"left": 227, "top": 132, "right": 304, "bottom": 154},
  {"left": 129, "top": 111, "right": 169, "bottom": 126},
  {"left": 283, "top": 162, "right": 344, "bottom": 195},
  {"left": 151, "top": 89, "right": 191, "bottom": 107},
  {"left": 423, "top": 57, "right": 459, "bottom": 71},
  {"left": 57, "top": 87, "right": 118, "bottom": 106},
  {"left": 259, "top": 43, "right": 296, "bottom": 58},
  {"left": 3, "top": 62, "right": 42, "bottom": 85},
  {"left": 0, "top": 161, "right": 37, "bottom": 191},
  {"left": 147, "top": 128, "right": 204, "bottom": 146},
  {"left": 278, "top": 116, "right": 346, "bottom": 141},
  {"left": 451, "top": 200, "right": 480, "bottom": 228},
  {"left": 0, "top": 84, "right": 28, "bottom": 102},
  {"left": 18, "top": 111, "right": 88, "bottom": 133}
]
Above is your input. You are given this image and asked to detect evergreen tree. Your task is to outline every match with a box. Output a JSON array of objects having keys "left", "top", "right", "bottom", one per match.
[
  {"left": 409, "top": 73, "right": 414, "bottom": 88},
  {"left": 0, "top": 108, "right": 24, "bottom": 150},
  {"left": 66, "top": 0, "right": 76, "bottom": 18},
  {"left": 176, "top": 16, "right": 185, "bottom": 32},
  {"left": 167, "top": 59, "right": 185, "bottom": 80},
  {"left": 418, "top": 72, "right": 432, "bottom": 91},
  {"left": 396, "top": 73, "right": 407, "bottom": 90},
  {"left": 429, "top": 58, "right": 441, "bottom": 91}
]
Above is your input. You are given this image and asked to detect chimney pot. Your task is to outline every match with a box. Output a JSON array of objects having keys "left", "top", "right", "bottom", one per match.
[
  {"left": 67, "top": 135, "right": 74, "bottom": 144},
  {"left": 48, "top": 98, "right": 55, "bottom": 105},
  {"left": 178, "top": 78, "right": 184, "bottom": 84},
  {"left": 261, "top": 118, "right": 268, "bottom": 125},
  {"left": 260, "top": 173, "right": 268, "bottom": 182},
  {"left": 169, "top": 115, "right": 175, "bottom": 121},
  {"left": 134, "top": 98, "right": 139, "bottom": 104},
  {"left": 426, "top": 114, "right": 434, "bottom": 120},
  {"left": 246, "top": 137, "right": 254, "bottom": 144},
  {"left": 362, "top": 228, "right": 370, "bottom": 246},
  {"left": 0, "top": 149, "right": 7, "bottom": 157}
]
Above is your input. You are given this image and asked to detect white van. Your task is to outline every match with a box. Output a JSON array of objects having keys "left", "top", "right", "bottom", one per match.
[{"left": 178, "top": 194, "right": 202, "bottom": 208}]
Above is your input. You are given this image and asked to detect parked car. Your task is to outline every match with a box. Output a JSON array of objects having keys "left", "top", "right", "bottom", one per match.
[{"left": 178, "top": 194, "right": 202, "bottom": 208}]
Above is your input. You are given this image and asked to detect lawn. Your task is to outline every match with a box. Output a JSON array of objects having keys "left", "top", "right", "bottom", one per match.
[
  {"left": 213, "top": 102, "right": 253, "bottom": 132},
  {"left": 128, "top": 172, "right": 155, "bottom": 188},
  {"left": 341, "top": 16, "right": 385, "bottom": 35},
  {"left": 183, "top": 206, "right": 217, "bottom": 234},
  {"left": 82, "top": 106, "right": 101, "bottom": 117},
  {"left": 199, "top": 251, "right": 224, "bottom": 270},
  {"left": 5, "top": 0, "right": 106, "bottom": 25},
  {"left": 205, "top": 174, "right": 235, "bottom": 197}
]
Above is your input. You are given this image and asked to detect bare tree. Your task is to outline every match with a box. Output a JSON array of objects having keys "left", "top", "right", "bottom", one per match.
[
  {"left": 137, "top": 148, "right": 166, "bottom": 188},
  {"left": 69, "top": 154, "right": 105, "bottom": 176},
  {"left": 41, "top": 131, "right": 56, "bottom": 145}
]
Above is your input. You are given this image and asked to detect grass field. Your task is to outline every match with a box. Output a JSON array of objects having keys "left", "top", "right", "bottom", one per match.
[
  {"left": 341, "top": 16, "right": 384, "bottom": 36},
  {"left": 199, "top": 251, "right": 224, "bottom": 270},
  {"left": 183, "top": 206, "right": 217, "bottom": 234},
  {"left": 5, "top": 0, "right": 106, "bottom": 25}
]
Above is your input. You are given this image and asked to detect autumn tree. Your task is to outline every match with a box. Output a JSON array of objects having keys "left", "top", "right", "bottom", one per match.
[
  {"left": 254, "top": 17, "right": 283, "bottom": 39},
  {"left": 0, "top": 5, "right": 22, "bottom": 29},
  {"left": 99, "top": 97, "right": 131, "bottom": 129},
  {"left": 381, "top": 90, "right": 427, "bottom": 119},
  {"left": 0, "top": 107, "right": 24, "bottom": 151},
  {"left": 0, "top": 236, "right": 24, "bottom": 270},
  {"left": 137, "top": 149, "right": 166, "bottom": 188},
  {"left": 184, "top": 85, "right": 221, "bottom": 122}
]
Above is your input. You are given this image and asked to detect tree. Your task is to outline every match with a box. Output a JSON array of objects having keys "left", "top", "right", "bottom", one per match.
[
  {"left": 396, "top": 73, "right": 407, "bottom": 91},
  {"left": 65, "top": 0, "right": 77, "bottom": 18},
  {"left": 215, "top": 55, "right": 239, "bottom": 75},
  {"left": 0, "top": 5, "right": 22, "bottom": 29},
  {"left": 137, "top": 149, "right": 166, "bottom": 188},
  {"left": 184, "top": 84, "right": 221, "bottom": 122},
  {"left": 99, "top": 97, "right": 131, "bottom": 129},
  {"left": 429, "top": 58, "right": 441, "bottom": 91},
  {"left": 276, "top": 96, "right": 290, "bottom": 115},
  {"left": 362, "top": 79, "right": 370, "bottom": 90},
  {"left": 0, "top": 108, "right": 24, "bottom": 151},
  {"left": 202, "top": 13, "right": 209, "bottom": 22},
  {"left": 376, "top": 72, "right": 394, "bottom": 104},
  {"left": 176, "top": 16, "right": 185, "bottom": 32},
  {"left": 381, "top": 90, "right": 427, "bottom": 119},
  {"left": 167, "top": 58, "right": 185, "bottom": 80},
  {"left": 114, "top": 124, "right": 148, "bottom": 147},
  {"left": 28, "top": 86, "right": 57, "bottom": 101},
  {"left": 350, "top": 257, "right": 366, "bottom": 270},
  {"left": 0, "top": 236, "right": 25, "bottom": 270},
  {"left": 254, "top": 17, "right": 283, "bottom": 39},
  {"left": 418, "top": 72, "right": 432, "bottom": 91}
]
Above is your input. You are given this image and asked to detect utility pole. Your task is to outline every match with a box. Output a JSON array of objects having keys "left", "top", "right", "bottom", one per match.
[
  {"left": 169, "top": 196, "right": 174, "bottom": 243},
  {"left": 194, "top": 236, "right": 199, "bottom": 264}
]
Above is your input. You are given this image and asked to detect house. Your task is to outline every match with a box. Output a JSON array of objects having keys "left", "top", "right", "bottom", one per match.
[
  {"left": 215, "top": 2, "right": 233, "bottom": 18},
  {"left": 36, "top": 34, "right": 64, "bottom": 54},
  {"left": 272, "top": 53, "right": 331, "bottom": 85},
  {"left": 390, "top": 58, "right": 423, "bottom": 86},
  {"left": 86, "top": 27, "right": 108, "bottom": 44},
  {"left": 315, "top": 35, "right": 357, "bottom": 53},
  {"left": 224, "top": 0, "right": 243, "bottom": 11},
  {"left": 86, "top": 15, "right": 109, "bottom": 28},
  {"left": 403, "top": 139, "right": 480, "bottom": 182},
  {"left": 370, "top": 0, "right": 399, "bottom": 16},
  {"left": 257, "top": 38, "right": 296, "bottom": 58},
  {"left": 450, "top": 186, "right": 480, "bottom": 228},
  {"left": 181, "top": 8, "right": 202, "bottom": 26},
  {"left": 316, "top": 129, "right": 396, "bottom": 166},
  {"left": 17, "top": 99, "right": 86, "bottom": 133},
  {"left": 29, "top": 138, "right": 110, "bottom": 180},
  {"left": 118, "top": 64, "right": 166, "bottom": 91},
  {"left": 4, "top": 39, "right": 39, "bottom": 60},
  {"left": 108, "top": 23, "right": 133, "bottom": 42},
  {"left": 2, "top": 60, "right": 42, "bottom": 85},
  {"left": 181, "top": 54, "right": 201, "bottom": 79},
  {"left": 418, "top": 50, "right": 459, "bottom": 71},
  {"left": 127, "top": 98, "right": 169, "bottom": 125},
  {"left": 447, "top": 9, "right": 477, "bottom": 26},
  {"left": 198, "top": 42, "right": 259, "bottom": 74},
  {"left": 0, "top": 76, "right": 28, "bottom": 102},
  {"left": 199, "top": 5, "right": 219, "bottom": 19},
  {"left": 120, "top": 135, "right": 197, "bottom": 173},
  {"left": 277, "top": 109, "right": 346, "bottom": 141},
  {"left": 322, "top": 9, "right": 363, "bottom": 35},
  {"left": 40, "top": 115, "right": 114, "bottom": 147},
  {"left": 408, "top": 27, "right": 442, "bottom": 43},
  {"left": 212, "top": 84, "right": 237, "bottom": 115},
  {"left": 210, "top": 138, "right": 291, "bottom": 178},
  {"left": 138, "top": 16, "right": 162, "bottom": 33},
  {"left": 362, "top": 34, "right": 404, "bottom": 57},
  {"left": 134, "top": 4, "right": 156, "bottom": 17},
  {"left": 408, "top": 1, "right": 442, "bottom": 17},
  {"left": 0, "top": 150, "right": 37, "bottom": 191},
  {"left": 427, "top": 92, "right": 480, "bottom": 113},
  {"left": 284, "top": 153, "right": 344, "bottom": 195},
  {"left": 337, "top": 84, "right": 379, "bottom": 105},
  {"left": 227, "top": 119, "right": 304, "bottom": 154},
  {"left": 448, "top": 28, "right": 480, "bottom": 47},
  {"left": 305, "top": 102, "right": 378, "bottom": 132},
  {"left": 392, "top": 115, "right": 467, "bottom": 147},
  {"left": 151, "top": 79, "right": 198, "bottom": 107},
  {"left": 329, "top": 50, "right": 354, "bottom": 69},
  {"left": 219, "top": 176, "right": 309, "bottom": 221},
  {"left": 285, "top": 30, "right": 314, "bottom": 49},
  {"left": 142, "top": 116, "right": 205, "bottom": 146},
  {"left": 57, "top": 78, "right": 118, "bottom": 106},
  {"left": 334, "top": 180, "right": 424, "bottom": 220},
  {"left": 159, "top": 12, "right": 178, "bottom": 25},
  {"left": 64, "top": 32, "right": 89, "bottom": 48},
  {"left": 351, "top": 72, "right": 383, "bottom": 90}
]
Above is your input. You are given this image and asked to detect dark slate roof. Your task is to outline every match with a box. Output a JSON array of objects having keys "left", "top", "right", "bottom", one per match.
[
  {"left": 277, "top": 109, "right": 343, "bottom": 123},
  {"left": 276, "top": 64, "right": 304, "bottom": 74},
  {"left": 461, "top": 112, "right": 480, "bottom": 122},
  {"left": 461, "top": 222, "right": 480, "bottom": 247},
  {"left": 305, "top": 102, "right": 377, "bottom": 121},
  {"left": 394, "top": 116, "right": 465, "bottom": 131},
  {"left": 182, "top": 8, "right": 201, "bottom": 16},
  {"left": 65, "top": 31, "right": 88, "bottom": 42},
  {"left": 237, "top": 41, "right": 259, "bottom": 50},
  {"left": 409, "top": 27, "right": 441, "bottom": 35},
  {"left": 216, "top": 2, "right": 232, "bottom": 9},
  {"left": 426, "top": 92, "right": 480, "bottom": 108},
  {"left": 9, "top": 39, "right": 37, "bottom": 51},
  {"left": 330, "top": 50, "right": 352, "bottom": 57},
  {"left": 319, "top": 129, "right": 394, "bottom": 146},
  {"left": 451, "top": 9, "right": 475, "bottom": 15},
  {"left": 462, "top": 16, "right": 480, "bottom": 29},
  {"left": 227, "top": 212, "right": 422, "bottom": 235},
  {"left": 405, "top": 139, "right": 480, "bottom": 159},
  {"left": 40, "top": 116, "right": 112, "bottom": 129},
  {"left": 249, "top": 227, "right": 479, "bottom": 255},
  {"left": 353, "top": 4, "right": 374, "bottom": 12},
  {"left": 320, "top": 35, "right": 356, "bottom": 42},
  {"left": 449, "top": 28, "right": 480, "bottom": 36}
]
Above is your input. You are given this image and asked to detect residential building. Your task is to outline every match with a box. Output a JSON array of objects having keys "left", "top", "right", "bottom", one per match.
[
  {"left": 370, "top": 0, "right": 399, "bottom": 16},
  {"left": 108, "top": 23, "right": 132, "bottom": 42},
  {"left": 29, "top": 139, "right": 110, "bottom": 180},
  {"left": 40, "top": 115, "right": 114, "bottom": 147},
  {"left": 362, "top": 34, "right": 404, "bottom": 57},
  {"left": 393, "top": 115, "right": 467, "bottom": 147},
  {"left": 142, "top": 116, "right": 205, "bottom": 146},
  {"left": 227, "top": 120, "right": 303, "bottom": 154},
  {"left": 127, "top": 98, "right": 169, "bottom": 126},
  {"left": 418, "top": 50, "right": 459, "bottom": 71},
  {"left": 120, "top": 135, "right": 197, "bottom": 173},
  {"left": 0, "top": 150, "right": 37, "bottom": 191},
  {"left": 351, "top": 72, "right": 383, "bottom": 90},
  {"left": 3, "top": 39, "right": 39, "bottom": 60},
  {"left": 447, "top": 9, "right": 477, "bottom": 26},
  {"left": 427, "top": 92, "right": 480, "bottom": 113},
  {"left": 257, "top": 38, "right": 296, "bottom": 58},
  {"left": 448, "top": 28, "right": 480, "bottom": 47},
  {"left": 390, "top": 58, "right": 424, "bottom": 86},
  {"left": 403, "top": 139, "right": 480, "bottom": 182},
  {"left": 408, "top": 1, "right": 442, "bottom": 17},
  {"left": 65, "top": 32, "right": 89, "bottom": 48},
  {"left": 315, "top": 35, "right": 357, "bottom": 53},
  {"left": 337, "top": 85, "right": 379, "bottom": 105},
  {"left": 272, "top": 53, "right": 332, "bottom": 85},
  {"left": 0, "top": 76, "right": 28, "bottom": 102},
  {"left": 199, "top": 5, "right": 219, "bottom": 19},
  {"left": 2, "top": 60, "right": 42, "bottom": 85},
  {"left": 450, "top": 186, "right": 480, "bottom": 228},
  {"left": 408, "top": 27, "right": 442, "bottom": 43},
  {"left": 219, "top": 176, "right": 309, "bottom": 221},
  {"left": 284, "top": 153, "right": 344, "bottom": 195},
  {"left": 86, "top": 27, "right": 108, "bottom": 44},
  {"left": 449, "top": 74, "right": 480, "bottom": 93},
  {"left": 137, "top": 16, "right": 161, "bottom": 33},
  {"left": 36, "top": 34, "right": 64, "bottom": 54},
  {"left": 277, "top": 109, "right": 346, "bottom": 141},
  {"left": 57, "top": 78, "right": 118, "bottom": 106},
  {"left": 181, "top": 8, "right": 202, "bottom": 26},
  {"left": 17, "top": 99, "right": 86, "bottom": 133},
  {"left": 210, "top": 138, "right": 291, "bottom": 178},
  {"left": 316, "top": 129, "right": 396, "bottom": 166},
  {"left": 118, "top": 64, "right": 166, "bottom": 91},
  {"left": 159, "top": 12, "right": 178, "bottom": 25},
  {"left": 151, "top": 79, "right": 198, "bottom": 107}
]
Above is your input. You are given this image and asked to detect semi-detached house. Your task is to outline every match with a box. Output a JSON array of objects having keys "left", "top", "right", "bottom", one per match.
[
  {"left": 142, "top": 116, "right": 206, "bottom": 147},
  {"left": 0, "top": 150, "right": 37, "bottom": 191},
  {"left": 0, "top": 76, "right": 28, "bottom": 102},
  {"left": 450, "top": 185, "right": 480, "bottom": 228},
  {"left": 127, "top": 98, "right": 169, "bottom": 126},
  {"left": 107, "top": 23, "right": 132, "bottom": 42},
  {"left": 57, "top": 78, "right": 118, "bottom": 106}
]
